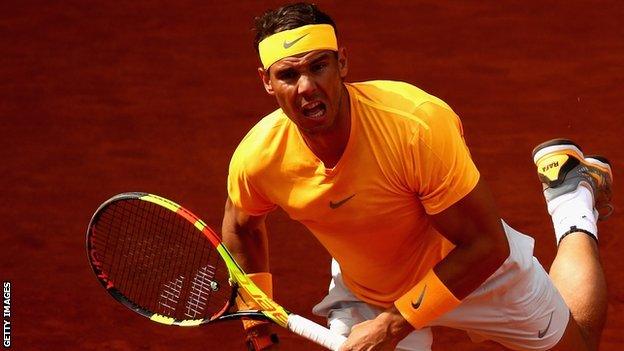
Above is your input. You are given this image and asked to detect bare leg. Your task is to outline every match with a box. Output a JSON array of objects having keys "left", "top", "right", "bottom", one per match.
[{"left": 549, "top": 233, "right": 607, "bottom": 350}]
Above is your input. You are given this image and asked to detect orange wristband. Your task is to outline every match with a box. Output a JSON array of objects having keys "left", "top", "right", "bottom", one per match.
[
  {"left": 236, "top": 272, "right": 274, "bottom": 331},
  {"left": 394, "top": 269, "right": 461, "bottom": 329}
]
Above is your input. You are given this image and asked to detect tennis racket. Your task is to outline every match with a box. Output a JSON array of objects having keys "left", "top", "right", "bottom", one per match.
[{"left": 86, "top": 192, "right": 346, "bottom": 350}]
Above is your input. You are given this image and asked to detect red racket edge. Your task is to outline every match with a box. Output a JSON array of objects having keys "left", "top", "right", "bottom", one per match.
[{"left": 86, "top": 192, "right": 145, "bottom": 293}]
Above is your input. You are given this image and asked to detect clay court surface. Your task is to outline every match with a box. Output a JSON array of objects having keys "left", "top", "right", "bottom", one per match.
[{"left": 2, "top": 1, "right": 623, "bottom": 349}]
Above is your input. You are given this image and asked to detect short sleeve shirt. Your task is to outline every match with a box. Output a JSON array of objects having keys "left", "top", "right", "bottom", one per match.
[{"left": 227, "top": 80, "right": 480, "bottom": 307}]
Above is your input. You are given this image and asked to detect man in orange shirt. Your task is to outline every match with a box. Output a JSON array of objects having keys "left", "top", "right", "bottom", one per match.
[{"left": 222, "top": 3, "right": 611, "bottom": 350}]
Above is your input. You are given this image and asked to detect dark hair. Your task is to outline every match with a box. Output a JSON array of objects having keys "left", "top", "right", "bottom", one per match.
[{"left": 253, "top": 2, "right": 337, "bottom": 52}]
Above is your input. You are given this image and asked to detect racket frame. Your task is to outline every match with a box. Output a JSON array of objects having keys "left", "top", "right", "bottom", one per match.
[{"left": 86, "top": 192, "right": 288, "bottom": 326}]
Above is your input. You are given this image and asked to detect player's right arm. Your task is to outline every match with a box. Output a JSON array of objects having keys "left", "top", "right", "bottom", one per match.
[
  {"left": 222, "top": 196, "right": 270, "bottom": 273},
  {"left": 222, "top": 197, "right": 279, "bottom": 351}
]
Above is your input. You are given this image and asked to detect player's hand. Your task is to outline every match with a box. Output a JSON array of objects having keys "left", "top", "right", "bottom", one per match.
[{"left": 338, "top": 307, "right": 413, "bottom": 351}]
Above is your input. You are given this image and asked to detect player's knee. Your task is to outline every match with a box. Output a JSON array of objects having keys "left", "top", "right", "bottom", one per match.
[{"left": 549, "top": 315, "right": 596, "bottom": 351}]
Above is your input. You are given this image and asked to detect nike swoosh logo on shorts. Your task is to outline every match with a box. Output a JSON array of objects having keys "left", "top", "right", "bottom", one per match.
[
  {"left": 411, "top": 285, "right": 427, "bottom": 309},
  {"left": 283, "top": 33, "right": 308, "bottom": 49},
  {"left": 329, "top": 194, "right": 356, "bottom": 209},
  {"left": 538, "top": 311, "right": 554, "bottom": 338}
]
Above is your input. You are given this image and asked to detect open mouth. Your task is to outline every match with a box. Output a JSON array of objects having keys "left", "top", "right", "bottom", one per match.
[{"left": 302, "top": 101, "right": 326, "bottom": 119}]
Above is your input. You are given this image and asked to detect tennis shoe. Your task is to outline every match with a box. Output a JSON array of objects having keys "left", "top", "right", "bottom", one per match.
[{"left": 532, "top": 138, "right": 613, "bottom": 220}]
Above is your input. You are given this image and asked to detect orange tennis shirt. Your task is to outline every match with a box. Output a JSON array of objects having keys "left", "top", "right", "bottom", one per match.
[{"left": 227, "top": 80, "right": 480, "bottom": 307}]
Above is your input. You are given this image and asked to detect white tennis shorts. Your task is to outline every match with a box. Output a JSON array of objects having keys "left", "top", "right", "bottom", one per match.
[{"left": 312, "top": 221, "right": 570, "bottom": 351}]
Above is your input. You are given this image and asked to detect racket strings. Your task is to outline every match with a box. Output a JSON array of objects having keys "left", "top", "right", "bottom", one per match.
[{"left": 91, "top": 199, "right": 232, "bottom": 321}]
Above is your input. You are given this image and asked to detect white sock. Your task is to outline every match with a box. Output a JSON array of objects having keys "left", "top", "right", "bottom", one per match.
[{"left": 547, "top": 184, "right": 598, "bottom": 243}]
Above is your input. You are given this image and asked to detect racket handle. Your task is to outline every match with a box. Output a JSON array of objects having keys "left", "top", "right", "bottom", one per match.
[{"left": 287, "top": 314, "right": 346, "bottom": 350}]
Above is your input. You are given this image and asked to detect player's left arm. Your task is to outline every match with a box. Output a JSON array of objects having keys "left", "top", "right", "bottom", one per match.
[
  {"left": 339, "top": 179, "right": 510, "bottom": 350},
  {"left": 428, "top": 178, "right": 510, "bottom": 298}
]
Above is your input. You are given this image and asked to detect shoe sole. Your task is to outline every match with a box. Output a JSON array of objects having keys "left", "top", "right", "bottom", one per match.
[
  {"left": 532, "top": 138, "right": 584, "bottom": 165},
  {"left": 585, "top": 155, "right": 613, "bottom": 178},
  {"left": 532, "top": 140, "right": 613, "bottom": 181}
]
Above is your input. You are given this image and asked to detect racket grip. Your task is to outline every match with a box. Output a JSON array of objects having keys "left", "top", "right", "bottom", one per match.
[{"left": 287, "top": 314, "right": 346, "bottom": 350}]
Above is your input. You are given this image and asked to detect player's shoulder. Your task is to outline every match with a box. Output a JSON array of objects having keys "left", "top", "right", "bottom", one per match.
[
  {"left": 348, "top": 80, "right": 451, "bottom": 111},
  {"left": 348, "top": 80, "right": 457, "bottom": 126},
  {"left": 230, "top": 108, "right": 289, "bottom": 171},
  {"left": 245, "top": 108, "right": 288, "bottom": 139}
]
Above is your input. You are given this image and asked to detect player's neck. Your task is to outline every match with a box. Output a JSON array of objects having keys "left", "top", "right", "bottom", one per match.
[{"left": 300, "top": 86, "right": 351, "bottom": 168}]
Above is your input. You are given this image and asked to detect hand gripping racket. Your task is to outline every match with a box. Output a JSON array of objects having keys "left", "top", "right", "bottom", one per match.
[{"left": 86, "top": 192, "right": 346, "bottom": 350}]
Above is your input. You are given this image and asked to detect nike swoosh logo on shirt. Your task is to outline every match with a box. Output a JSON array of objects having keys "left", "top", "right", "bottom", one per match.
[
  {"left": 538, "top": 311, "right": 554, "bottom": 338},
  {"left": 411, "top": 285, "right": 427, "bottom": 309},
  {"left": 283, "top": 33, "right": 309, "bottom": 49},
  {"left": 329, "top": 194, "right": 356, "bottom": 209}
]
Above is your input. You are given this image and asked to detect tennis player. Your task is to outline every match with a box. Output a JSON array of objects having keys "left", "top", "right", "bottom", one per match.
[{"left": 221, "top": 3, "right": 611, "bottom": 350}]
